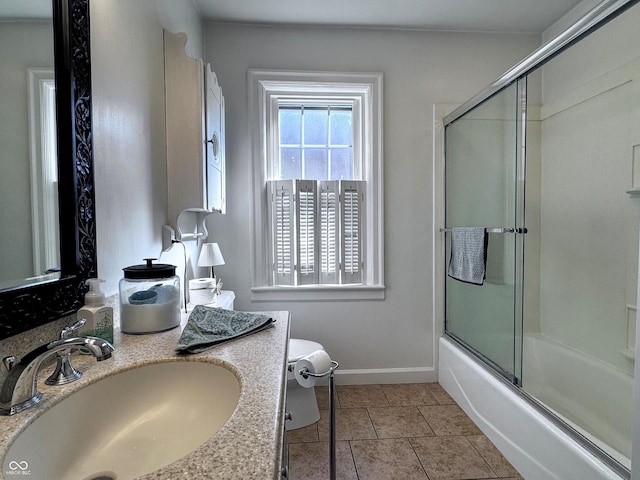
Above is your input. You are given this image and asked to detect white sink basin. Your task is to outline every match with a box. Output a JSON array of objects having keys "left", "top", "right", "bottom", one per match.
[{"left": 2, "top": 361, "right": 241, "bottom": 480}]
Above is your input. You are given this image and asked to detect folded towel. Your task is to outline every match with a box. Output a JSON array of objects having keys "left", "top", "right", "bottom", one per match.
[
  {"left": 485, "top": 232, "right": 506, "bottom": 285},
  {"left": 447, "top": 227, "right": 488, "bottom": 285},
  {"left": 176, "top": 306, "right": 274, "bottom": 354}
]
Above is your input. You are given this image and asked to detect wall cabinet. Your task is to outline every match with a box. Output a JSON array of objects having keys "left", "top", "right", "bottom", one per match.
[{"left": 164, "top": 30, "right": 225, "bottom": 239}]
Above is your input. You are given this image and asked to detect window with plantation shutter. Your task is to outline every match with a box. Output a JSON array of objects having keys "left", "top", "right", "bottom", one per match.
[
  {"left": 249, "top": 70, "right": 384, "bottom": 300},
  {"left": 268, "top": 179, "right": 364, "bottom": 286}
]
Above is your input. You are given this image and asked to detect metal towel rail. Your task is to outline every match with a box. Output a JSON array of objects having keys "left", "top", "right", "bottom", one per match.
[{"left": 440, "top": 227, "right": 528, "bottom": 234}]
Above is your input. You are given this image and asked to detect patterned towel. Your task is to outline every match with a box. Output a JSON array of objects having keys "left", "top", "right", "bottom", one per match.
[
  {"left": 176, "top": 306, "right": 274, "bottom": 354},
  {"left": 447, "top": 227, "right": 488, "bottom": 285}
]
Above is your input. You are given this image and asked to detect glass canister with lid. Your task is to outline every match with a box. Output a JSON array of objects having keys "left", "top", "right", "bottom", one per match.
[{"left": 119, "top": 258, "right": 181, "bottom": 334}]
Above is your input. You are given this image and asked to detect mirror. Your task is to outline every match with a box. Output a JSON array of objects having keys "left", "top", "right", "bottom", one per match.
[
  {"left": 0, "top": 0, "right": 96, "bottom": 340},
  {"left": 0, "top": 0, "right": 57, "bottom": 288}
]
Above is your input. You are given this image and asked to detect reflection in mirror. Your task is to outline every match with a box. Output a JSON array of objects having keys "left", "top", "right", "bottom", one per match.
[
  {"left": 0, "top": 0, "right": 96, "bottom": 340},
  {"left": 28, "top": 68, "right": 60, "bottom": 279},
  {"left": 0, "top": 2, "right": 58, "bottom": 289}
]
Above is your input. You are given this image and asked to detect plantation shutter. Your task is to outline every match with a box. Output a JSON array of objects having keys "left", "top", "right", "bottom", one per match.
[
  {"left": 295, "top": 180, "right": 319, "bottom": 285},
  {"left": 268, "top": 179, "right": 364, "bottom": 286},
  {"left": 341, "top": 181, "right": 364, "bottom": 284},
  {"left": 269, "top": 180, "right": 295, "bottom": 286},
  {"left": 319, "top": 181, "right": 340, "bottom": 284}
]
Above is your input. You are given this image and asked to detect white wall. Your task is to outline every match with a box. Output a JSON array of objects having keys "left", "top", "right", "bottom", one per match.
[
  {"left": 202, "top": 23, "right": 539, "bottom": 382},
  {"left": 90, "top": 0, "right": 202, "bottom": 295}
]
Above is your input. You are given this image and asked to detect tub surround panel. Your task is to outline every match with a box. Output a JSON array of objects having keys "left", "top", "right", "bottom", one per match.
[
  {"left": 522, "top": 333, "right": 632, "bottom": 462},
  {"left": 0, "top": 310, "right": 290, "bottom": 480},
  {"left": 536, "top": 1, "right": 640, "bottom": 376}
]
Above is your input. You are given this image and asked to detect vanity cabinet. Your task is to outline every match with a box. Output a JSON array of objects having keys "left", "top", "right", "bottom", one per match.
[{"left": 164, "top": 30, "right": 226, "bottom": 238}]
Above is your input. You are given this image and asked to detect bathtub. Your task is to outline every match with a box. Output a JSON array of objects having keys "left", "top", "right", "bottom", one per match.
[{"left": 439, "top": 334, "right": 630, "bottom": 480}]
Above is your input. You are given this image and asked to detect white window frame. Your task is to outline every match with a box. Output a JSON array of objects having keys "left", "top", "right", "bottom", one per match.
[{"left": 249, "top": 70, "right": 384, "bottom": 301}]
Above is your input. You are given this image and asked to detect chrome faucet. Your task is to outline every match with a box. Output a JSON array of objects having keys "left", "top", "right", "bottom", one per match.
[
  {"left": 45, "top": 319, "right": 93, "bottom": 386},
  {"left": 0, "top": 322, "right": 114, "bottom": 416}
]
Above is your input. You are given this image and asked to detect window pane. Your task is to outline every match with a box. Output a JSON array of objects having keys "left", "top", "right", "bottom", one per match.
[
  {"left": 330, "top": 148, "right": 352, "bottom": 180},
  {"left": 330, "top": 110, "right": 352, "bottom": 146},
  {"left": 280, "top": 148, "right": 301, "bottom": 179},
  {"left": 304, "top": 109, "right": 328, "bottom": 145},
  {"left": 280, "top": 109, "right": 301, "bottom": 145},
  {"left": 305, "top": 148, "right": 328, "bottom": 180}
]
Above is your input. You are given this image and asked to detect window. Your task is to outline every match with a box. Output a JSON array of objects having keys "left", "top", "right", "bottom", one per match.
[
  {"left": 277, "top": 104, "right": 353, "bottom": 180},
  {"left": 249, "top": 70, "right": 384, "bottom": 300},
  {"left": 269, "top": 102, "right": 364, "bottom": 287}
]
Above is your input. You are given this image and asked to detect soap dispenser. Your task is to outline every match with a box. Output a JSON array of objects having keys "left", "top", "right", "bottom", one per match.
[{"left": 77, "top": 278, "right": 114, "bottom": 344}]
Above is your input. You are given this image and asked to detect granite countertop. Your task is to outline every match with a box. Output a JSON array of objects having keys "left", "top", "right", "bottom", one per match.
[{"left": 0, "top": 310, "right": 290, "bottom": 480}]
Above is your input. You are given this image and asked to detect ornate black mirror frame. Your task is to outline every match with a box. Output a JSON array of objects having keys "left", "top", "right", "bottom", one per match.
[{"left": 0, "top": 0, "right": 96, "bottom": 340}]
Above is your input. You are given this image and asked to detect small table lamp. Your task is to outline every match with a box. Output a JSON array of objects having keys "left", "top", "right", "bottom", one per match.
[{"left": 197, "top": 242, "right": 225, "bottom": 279}]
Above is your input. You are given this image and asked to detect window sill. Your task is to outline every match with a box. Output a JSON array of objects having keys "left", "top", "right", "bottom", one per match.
[{"left": 250, "top": 284, "right": 386, "bottom": 302}]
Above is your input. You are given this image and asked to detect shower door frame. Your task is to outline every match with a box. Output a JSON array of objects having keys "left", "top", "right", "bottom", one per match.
[
  {"left": 434, "top": 1, "right": 639, "bottom": 478},
  {"left": 441, "top": 77, "right": 527, "bottom": 387},
  {"left": 442, "top": 0, "right": 637, "bottom": 128}
]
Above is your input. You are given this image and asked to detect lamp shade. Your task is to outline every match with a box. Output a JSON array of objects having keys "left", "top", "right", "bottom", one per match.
[{"left": 197, "top": 242, "right": 225, "bottom": 267}]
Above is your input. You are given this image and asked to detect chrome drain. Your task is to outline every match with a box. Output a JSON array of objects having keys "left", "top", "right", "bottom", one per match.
[{"left": 81, "top": 470, "right": 117, "bottom": 480}]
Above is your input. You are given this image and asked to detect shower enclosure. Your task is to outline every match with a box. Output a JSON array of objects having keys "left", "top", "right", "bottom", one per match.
[{"left": 440, "top": 1, "right": 640, "bottom": 478}]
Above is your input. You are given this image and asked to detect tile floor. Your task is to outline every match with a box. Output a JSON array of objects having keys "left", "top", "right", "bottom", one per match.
[{"left": 286, "top": 383, "right": 524, "bottom": 480}]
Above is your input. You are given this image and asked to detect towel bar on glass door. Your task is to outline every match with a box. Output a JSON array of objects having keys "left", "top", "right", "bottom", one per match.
[{"left": 439, "top": 227, "right": 528, "bottom": 234}]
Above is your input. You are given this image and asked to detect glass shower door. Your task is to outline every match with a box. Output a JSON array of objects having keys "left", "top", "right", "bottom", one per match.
[{"left": 444, "top": 80, "right": 525, "bottom": 383}]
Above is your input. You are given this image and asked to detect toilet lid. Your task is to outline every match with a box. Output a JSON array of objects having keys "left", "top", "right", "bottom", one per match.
[{"left": 288, "top": 339, "right": 324, "bottom": 362}]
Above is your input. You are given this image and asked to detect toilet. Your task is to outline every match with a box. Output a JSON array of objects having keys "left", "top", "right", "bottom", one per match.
[{"left": 286, "top": 338, "right": 325, "bottom": 431}]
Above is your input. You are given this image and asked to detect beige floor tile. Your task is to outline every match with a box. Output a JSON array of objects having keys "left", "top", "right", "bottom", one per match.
[
  {"left": 418, "top": 404, "right": 482, "bottom": 436},
  {"left": 381, "top": 383, "right": 439, "bottom": 406},
  {"left": 427, "top": 383, "right": 456, "bottom": 405},
  {"left": 289, "top": 383, "right": 522, "bottom": 480},
  {"left": 287, "top": 422, "right": 319, "bottom": 444},
  {"left": 367, "top": 406, "right": 435, "bottom": 438},
  {"left": 337, "top": 385, "right": 390, "bottom": 408},
  {"left": 315, "top": 385, "right": 334, "bottom": 409},
  {"left": 410, "top": 435, "right": 496, "bottom": 480},
  {"left": 318, "top": 408, "right": 377, "bottom": 441},
  {"left": 351, "top": 438, "right": 429, "bottom": 480},
  {"left": 287, "top": 441, "right": 357, "bottom": 480},
  {"left": 467, "top": 434, "right": 521, "bottom": 478}
]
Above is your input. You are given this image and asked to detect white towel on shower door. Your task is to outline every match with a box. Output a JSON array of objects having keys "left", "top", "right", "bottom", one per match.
[{"left": 447, "top": 227, "right": 487, "bottom": 285}]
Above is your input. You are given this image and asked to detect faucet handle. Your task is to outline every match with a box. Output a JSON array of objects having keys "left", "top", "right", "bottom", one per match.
[
  {"left": 59, "top": 319, "right": 86, "bottom": 339},
  {"left": 2, "top": 356, "right": 15, "bottom": 372}
]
